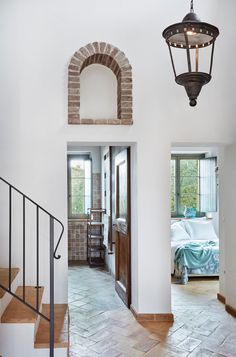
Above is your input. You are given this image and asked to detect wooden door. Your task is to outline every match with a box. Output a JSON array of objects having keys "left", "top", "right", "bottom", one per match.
[{"left": 114, "top": 148, "right": 131, "bottom": 307}]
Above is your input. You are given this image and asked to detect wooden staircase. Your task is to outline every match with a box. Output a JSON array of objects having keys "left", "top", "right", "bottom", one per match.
[
  {"left": 0, "top": 268, "right": 69, "bottom": 353},
  {"left": 0, "top": 176, "right": 66, "bottom": 356}
]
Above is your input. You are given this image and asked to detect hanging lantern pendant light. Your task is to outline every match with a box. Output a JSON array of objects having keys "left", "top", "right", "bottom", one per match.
[{"left": 162, "top": 0, "right": 219, "bottom": 106}]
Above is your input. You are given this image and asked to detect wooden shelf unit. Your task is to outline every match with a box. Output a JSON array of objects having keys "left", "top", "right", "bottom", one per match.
[{"left": 87, "top": 208, "right": 106, "bottom": 267}]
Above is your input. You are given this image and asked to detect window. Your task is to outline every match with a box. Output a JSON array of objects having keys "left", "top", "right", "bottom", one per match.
[
  {"left": 68, "top": 155, "right": 92, "bottom": 218},
  {"left": 171, "top": 155, "right": 217, "bottom": 217}
]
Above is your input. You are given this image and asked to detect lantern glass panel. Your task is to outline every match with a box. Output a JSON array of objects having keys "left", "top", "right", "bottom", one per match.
[
  {"left": 195, "top": 45, "right": 213, "bottom": 74},
  {"left": 169, "top": 44, "right": 213, "bottom": 77},
  {"left": 169, "top": 47, "right": 190, "bottom": 75}
]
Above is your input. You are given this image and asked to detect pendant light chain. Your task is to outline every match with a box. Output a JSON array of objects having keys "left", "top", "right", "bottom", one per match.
[{"left": 190, "top": 0, "right": 194, "bottom": 12}]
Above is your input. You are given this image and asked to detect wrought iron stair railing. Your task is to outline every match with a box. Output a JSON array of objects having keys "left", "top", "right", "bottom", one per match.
[{"left": 0, "top": 176, "right": 64, "bottom": 357}]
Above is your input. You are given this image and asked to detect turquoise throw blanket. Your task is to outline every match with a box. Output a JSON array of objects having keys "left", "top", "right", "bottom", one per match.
[{"left": 175, "top": 241, "right": 217, "bottom": 271}]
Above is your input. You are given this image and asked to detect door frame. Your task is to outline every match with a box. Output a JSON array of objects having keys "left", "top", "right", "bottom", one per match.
[
  {"left": 67, "top": 142, "right": 135, "bottom": 309},
  {"left": 114, "top": 147, "right": 131, "bottom": 307}
]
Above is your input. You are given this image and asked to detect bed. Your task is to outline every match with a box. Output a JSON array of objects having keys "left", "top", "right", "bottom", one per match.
[{"left": 171, "top": 219, "right": 219, "bottom": 284}]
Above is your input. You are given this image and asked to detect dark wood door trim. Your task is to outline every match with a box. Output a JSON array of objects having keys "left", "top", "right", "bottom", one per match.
[{"left": 114, "top": 148, "right": 131, "bottom": 308}]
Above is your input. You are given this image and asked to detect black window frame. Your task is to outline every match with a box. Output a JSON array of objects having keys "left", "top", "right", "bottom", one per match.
[{"left": 171, "top": 154, "right": 205, "bottom": 218}]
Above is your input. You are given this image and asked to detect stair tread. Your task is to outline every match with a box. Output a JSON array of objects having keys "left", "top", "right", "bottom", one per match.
[
  {"left": 1, "top": 286, "right": 44, "bottom": 323},
  {"left": 0, "top": 268, "right": 20, "bottom": 298},
  {"left": 35, "top": 304, "right": 69, "bottom": 349}
]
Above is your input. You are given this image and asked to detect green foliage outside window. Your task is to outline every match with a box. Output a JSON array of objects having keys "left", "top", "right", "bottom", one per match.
[
  {"left": 171, "top": 158, "right": 200, "bottom": 216},
  {"left": 69, "top": 157, "right": 91, "bottom": 217},
  {"left": 71, "top": 164, "right": 85, "bottom": 215},
  {"left": 180, "top": 160, "right": 199, "bottom": 213}
]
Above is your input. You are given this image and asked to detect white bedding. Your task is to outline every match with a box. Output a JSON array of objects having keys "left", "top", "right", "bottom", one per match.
[{"left": 171, "top": 239, "right": 219, "bottom": 274}]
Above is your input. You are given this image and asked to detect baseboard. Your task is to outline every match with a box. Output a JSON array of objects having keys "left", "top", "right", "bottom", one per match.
[
  {"left": 68, "top": 260, "right": 88, "bottom": 266},
  {"left": 130, "top": 304, "right": 174, "bottom": 322},
  {"left": 226, "top": 304, "right": 236, "bottom": 318},
  {"left": 217, "top": 293, "right": 226, "bottom": 304},
  {"left": 217, "top": 293, "right": 236, "bottom": 318}
]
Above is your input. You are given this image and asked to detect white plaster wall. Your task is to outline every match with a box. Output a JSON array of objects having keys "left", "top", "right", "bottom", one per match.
[
  {"left": 101, "top": 146, "right": 109, "bottom": 211},
  {"left": 0, "top": 0, "right": 236, "bottom": 313},
  {"left": 218, "top": 148, "right": 226, "bottom": 298},
  {"left": 80, "top": 65, "right": 117, "bottom": 119},
  {"left": 0, "top": 323, "right": 67, "bottom": 357},
  {"left": 100, "top": 146, "right": 116, "bottom": 276},
  {"left": 223, "top": 143, "right": 236, "bottom": 310}
]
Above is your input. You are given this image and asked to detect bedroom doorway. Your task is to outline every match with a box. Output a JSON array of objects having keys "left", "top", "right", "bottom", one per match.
[{"left": 170, "top": 145, "right": 220, "bottom": 311}]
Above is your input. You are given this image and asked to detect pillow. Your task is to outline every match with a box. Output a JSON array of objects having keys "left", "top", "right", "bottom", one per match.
[
  {"left": 184, "top": 220, "right": 218, "bottom": 240},
  {"left": 171, "top": 222, "right": 191, "bottom": 241}
]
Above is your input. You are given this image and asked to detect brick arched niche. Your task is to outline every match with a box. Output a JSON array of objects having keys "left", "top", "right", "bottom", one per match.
[{"left": 68, "top": 42, "right": 133, "bottom": 125}]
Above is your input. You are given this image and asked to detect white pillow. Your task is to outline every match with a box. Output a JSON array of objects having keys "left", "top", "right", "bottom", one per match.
[
  {"left": 184, "top": 220, "right": 217, "bottom": 240},
  {"left": 171, "top": 222, "right": 191, "bottom": 241}
]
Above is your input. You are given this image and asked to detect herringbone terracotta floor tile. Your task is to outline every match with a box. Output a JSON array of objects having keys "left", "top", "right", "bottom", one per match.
[{"left": 69, "top": 266, "right": 236, "bottom": 356}]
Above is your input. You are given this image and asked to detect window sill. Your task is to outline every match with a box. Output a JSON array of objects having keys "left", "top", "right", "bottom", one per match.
[
  {"left": 171, "top": 216, "right": 213, "bottom": 221},
  {"left": 171, "top": 213, "right": 206, "bottom": 219}
]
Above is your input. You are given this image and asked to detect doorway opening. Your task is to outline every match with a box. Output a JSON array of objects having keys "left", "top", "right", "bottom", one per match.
[
  {"left": 170, "top": 145, "right": 221, "bottom": 314},
  {"left": 67, "top": 143, "right": 132, "bottom": 308}
]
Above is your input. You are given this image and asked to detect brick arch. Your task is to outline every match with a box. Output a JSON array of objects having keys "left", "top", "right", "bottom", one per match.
[{"left": 68, "top": 42, "right": 133, "bottom": 125}]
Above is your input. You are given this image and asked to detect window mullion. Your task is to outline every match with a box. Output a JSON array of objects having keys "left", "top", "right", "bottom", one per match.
[{"left": 176, "top": 158, "right": 181, "bottom": 216}]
